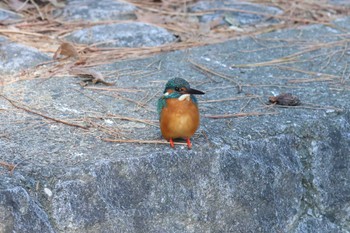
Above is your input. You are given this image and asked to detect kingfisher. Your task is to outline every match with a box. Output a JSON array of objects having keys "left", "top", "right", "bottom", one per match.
[{"left": 157, "top": 78, "right": 205, "bottom": 149}]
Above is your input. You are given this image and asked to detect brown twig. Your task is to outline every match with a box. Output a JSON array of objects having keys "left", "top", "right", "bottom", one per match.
[
  {"left": 90, "top": 114, "right": 159, "bottom": 127},
  {"left": 132, "top": 4, "right": 215, "bottom": 16},
  {"left": 187, "top": 59, "right": 242, "bottom": 93},
  {"left": 84, "top": 86, "right": 140, "bottom": 93},
  {"left": 102, "top": 138, "right": 187, "bottom": 145},
  {"left": 1, "top": 95, "right": 89, "bottom": 129},
  {"left": 0, "top": 29, "right": 52, "bottom": 38},
  {"left": 209, "top": 7, "right": 331, "bottom": 25},
  {"left": 114, "top": 93, "right": 156, "bottom": 112},
  {"left": 287, "top": 77, "right": 338, "bottom": 84},
  {"left": 233, "top": 39, "right": 350, "bottom": 68},
  {"left": 86, "top": 120, "right": 123, "bottom": 138},
  {"left": 232, "top": 56, "right": 297, "bottom": 68},
  {"left": 278, "top": 66, "right": 340, "bottom": 78},
  {"left": 72, "top": 88, "right": 109, "bottom": 109},
  {"left": 199, "top": 96, "right": 260, "bottom": 103},
  {"left": 1, "top": 159, "right": 30, "bottom": 175},
  {"left": 239, "top": 98, "right": 254, "bottom": 112},
  {"left": 205, "top": 111, "right": 278, "bottom": 119},
  {"left": 29, "top": 0, "right": 45, "bottom": 20},
  {"left": 0, "top": 161, "right": 15, "bottom": 172},
  {"left": 272, "top": 104, "right": 344, "bottom": 112}
]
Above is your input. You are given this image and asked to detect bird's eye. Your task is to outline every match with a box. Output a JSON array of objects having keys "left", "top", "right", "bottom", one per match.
[{"left": 175, "top": 87, "right": 180, "bottom": 92}]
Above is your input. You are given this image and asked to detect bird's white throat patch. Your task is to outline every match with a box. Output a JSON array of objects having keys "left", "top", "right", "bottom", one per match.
[{"left": 178, "top": 94, "right": 190, "bottom": 101}]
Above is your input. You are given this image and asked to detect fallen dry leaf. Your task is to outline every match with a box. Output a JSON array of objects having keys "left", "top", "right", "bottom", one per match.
[
  {"left": 69, "top": 68, "right": 114, "bottom": 86},
  {"left": 53, "top": 42, "right": 79, "bottom": 60}
]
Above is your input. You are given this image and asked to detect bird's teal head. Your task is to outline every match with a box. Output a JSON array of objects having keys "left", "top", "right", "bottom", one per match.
[
  {"left": 162, "top": 78, "right": 205, "bottom": 96},
  {"left": 157, "top": 78, "right": 204, "bottom": 115}
]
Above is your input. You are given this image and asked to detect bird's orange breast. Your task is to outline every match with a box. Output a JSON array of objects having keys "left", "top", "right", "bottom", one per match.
[{"left": 160, "top": 98, "right": 200, "bottom": 140}]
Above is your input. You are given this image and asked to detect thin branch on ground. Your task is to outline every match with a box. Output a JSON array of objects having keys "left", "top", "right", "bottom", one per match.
[
  {"left": 1, "top": 95, "right": 89, "bottom": 130},
  {"left": 205, "top": 111, "right": 278, "bottom": 119},
  {"left": 102, "top": 138, "right": 187, "bottom": 145},
  {"left": 188, "top": 59, "right": 242, "bottom": 93},
  {"left": 0, "top": 159, "right": 28, "bottom": 175},
  {"left": 89, "top": 114, "right": 159, "bottom": 128},
  {"left": 0, "top": 161, "right": 15, "bottom": 172},
  {"left": 199, "top": 96, "right": 260, "bottom": 104},
  {"left": 272, "top": 103, "right": 344, "bottom": 112}
]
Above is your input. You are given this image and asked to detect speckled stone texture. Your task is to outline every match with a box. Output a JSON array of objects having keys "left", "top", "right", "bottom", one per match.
[
  {"left": 56, "top": 0, "right": 136, "bottom": 22},
  {"left": 0, "top": 2, "right": 350, "bottom": 233},
  {"left": 64, "top": 22, "right": 177, "bottom": 47},
  {"left": 189, "top": 0, "right": 282, "bottom": 26},
  {"left": 0, "top": 36, "right": 49, "bottom": 74},
  {"left": 0, "top": 8, "right": 22, "bottom": 21}
]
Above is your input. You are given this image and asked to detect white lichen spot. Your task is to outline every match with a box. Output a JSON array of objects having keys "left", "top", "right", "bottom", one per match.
[
  {"left": 178, "top": 94, "right": 190, "bottom": 101},
  {"left": 44, "top": 188, "right": 53, "bottom": 197},
  {"left": 56, "top": 106, "right": 81, "bottom": 114},
  {"left": 214, "top": 60, "right": 227, "bottom": 67},
  {"left": 104, "top": 119, "right": 114, "bottom": 125},
  {"left": 202, "top": 57, "right": 211, "bottom": 61}
]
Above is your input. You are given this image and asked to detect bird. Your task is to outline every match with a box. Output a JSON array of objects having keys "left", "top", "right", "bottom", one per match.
[{"left": 157, "top": 78, "right": 205, "bottom": 149}]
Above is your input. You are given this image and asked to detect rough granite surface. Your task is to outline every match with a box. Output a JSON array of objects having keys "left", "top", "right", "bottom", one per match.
[
  {"left": 64, "top": 22, "right": 177, "bottom": 47},
  {"left": 55, "top": 0, "right": 136, "bottom": 22},
  {"left": 0, "top": 8, "right": 22, "bottom": 21},
  {"left": 190, "top": 0, "right": 282, "bottom": 26},
  {"left": 0, "top": 36, "right": 50, "bottom": 74},
  {"left": 0, "top": 2, "right": 350, "bottom": 233}
]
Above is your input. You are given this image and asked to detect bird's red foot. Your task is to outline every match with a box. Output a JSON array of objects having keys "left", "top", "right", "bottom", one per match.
[
  {"left": 186, "top": 138, "right": 192, "bottom": 150},
  {"left": 169, "top": 138, "right": 175, "bottom": 148}
]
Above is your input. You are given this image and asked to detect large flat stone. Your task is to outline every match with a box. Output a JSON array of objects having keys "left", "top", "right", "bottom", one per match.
[
  {"left": 1, "top": 16, "right": 350, "bottom": 233},
  {"left": 0, "top": 187, "right": 55, "bottom": 233},
  {"left": 0, "top": 8, "right": 22, "bottom": 21},
  {"left": 0, "top": 36, "right": 50, "bottom": 74},
  {"left": 56, "top": 0, "right": 136, "bottom": 22},
  {"left": 64, "top": 22, "right": 177, "bottom": 47},
  {"left": 190, "top": 0, "right": 282, "bottom": 27}
]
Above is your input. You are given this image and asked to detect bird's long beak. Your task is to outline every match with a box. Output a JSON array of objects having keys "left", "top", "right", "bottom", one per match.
[{"left": 186, "top": 88, "right": 205, "bottom": 95}]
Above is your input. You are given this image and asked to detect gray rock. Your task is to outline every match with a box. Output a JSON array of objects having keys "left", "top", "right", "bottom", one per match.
[
  {"left": 0, "top": 36, "right": 7, "bottom": 42},
  {"left": 190, "top": 0, "right": 282, "bottom": 26},
  {"left": 334, "top": 17, "right": 350, "bottom": 31},
  {"left": 49, "top": 145, "right": 303, "bottom": 233},
  {"left": 295, "top": 216, "right": 344, "bottom": 233},
  {"left": 0, "top": 187, "right": 55, "bottom": 233},
  {"left": 55, "top": 0, "right": 136, "bottom": 22},
  {"left": 64, "top": 22, "right": 177, "bottom": 47},
  {"left": 328, "top": 0, "right": 350, "bottom": 6},
  {"left": 311, "top": 136, "right": 350, "bottom": 230},
  {"left": 0, "top": 36, "right": 50, "bottom": 74},
  {"left": 0, "top": 8, "right": 22, "bottom": 21},
  {"left": 1, "top": 14, "right": 350, "bottom": 233}
]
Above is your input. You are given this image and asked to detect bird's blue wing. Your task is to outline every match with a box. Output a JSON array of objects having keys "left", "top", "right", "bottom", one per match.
[
  {"left": 157, "top": 97, "right": 166, "bottom": 116},
  {"left": 191, "top": 95, "right": 198, "bottom": 105}
]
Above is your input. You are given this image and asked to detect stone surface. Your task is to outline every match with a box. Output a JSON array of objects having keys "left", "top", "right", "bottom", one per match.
[
  {"left": 190, "top": 0, "right": 282, "bottom": 27},
  {"left": 0, "top": 187, "right": 55, "bottom": 233},
  {"left": 55, "top": 0, "right": 136, "bottom": 22},
  {"left": 0, "top": 8, "right": 22, "bottom": 21},
  {"left": 329, "top": 0, "right": 350, "bottom": 6},
  {"left": 0, "top": 36, "right": 50, "bottom": 74},
  {"left": 0, "top": 11, "right": 350, "bottom": 233},
  {"left": 64, "top": 22, "right": 177, "bottom": 47},
  {"left": 334, "top": 17, "right": 350, "bottom": 31}
]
